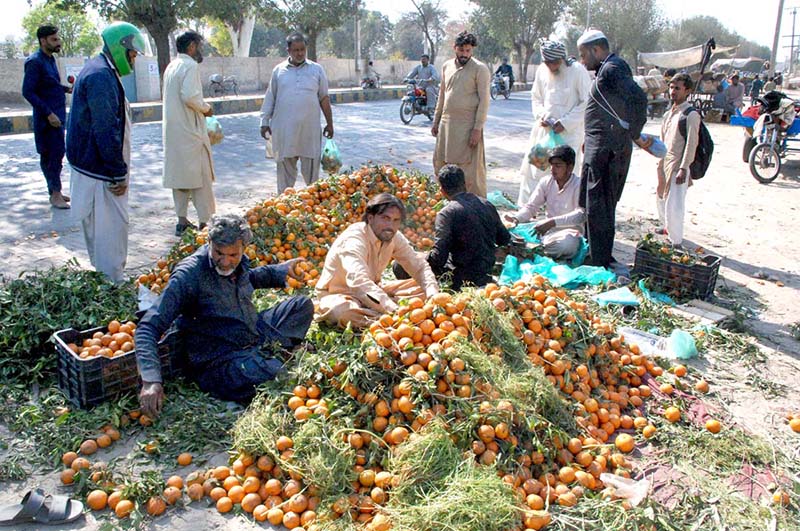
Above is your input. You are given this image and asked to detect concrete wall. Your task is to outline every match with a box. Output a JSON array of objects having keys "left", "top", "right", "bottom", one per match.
[{"left": 0, "top": 55, "right": 419, "bottom": 105}]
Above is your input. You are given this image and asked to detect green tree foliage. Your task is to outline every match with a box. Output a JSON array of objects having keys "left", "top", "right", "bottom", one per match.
[
  {"left": 323, "top": 9, "right": 392, "bottom": 59},
  {"left": 466, "top": 12, "right": 507, "bottom": 69},
  {"left": 2, "top": 37, "right": 19, "bottom": 59},
  {"left": 392, "top": 16, "right": 425, "bottom": 60},
  {"left": 260, "top": 0, "right": 355, "bottom": 61},
  {"left": 249, "top": 23, "right": 287, "bottom": 57},
  {"left": 471, "top": 0, "right": 565, "bottom": 81},
  {"left": 403, "top": 0, "right": 447, "bottom": 64},
  {"left": 22, "top": 3, "right": 99, "bottom": 57},
  {"left": 51, "top": 0, "right": 184, "bottom": 74},
  {"left": 206, "top": 18, "right": 233, "bottom": 56},
  {"left": 194, "top": 0, "right": 259, "bottom": 56},
  {"left": 570, "top": 0, "right": 666, "bottom": 67}
]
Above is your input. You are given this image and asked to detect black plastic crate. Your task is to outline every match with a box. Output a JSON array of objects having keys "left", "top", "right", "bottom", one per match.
[
  {"left": 632, "top": 246, "right": 721, "bottom": 300},
  {"left": 54, "top": 326, "right": 180, "bottom": 409}
]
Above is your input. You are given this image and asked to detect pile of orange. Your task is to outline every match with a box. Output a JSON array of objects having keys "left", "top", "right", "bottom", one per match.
[
  {"left": 137, "top": 166, "right": 441, "bottom": 294},
  {"left": 65, "top": 320, "right": 137, "bottom": 360}
]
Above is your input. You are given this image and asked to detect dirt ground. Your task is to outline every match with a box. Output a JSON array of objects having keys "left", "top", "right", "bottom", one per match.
[{"left": 1, "top": 96, "right": 799, "bottom": 529}]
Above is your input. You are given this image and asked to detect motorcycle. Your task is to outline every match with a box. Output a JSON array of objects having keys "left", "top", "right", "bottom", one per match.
[
  {"left": 361, "top": 74, "right": 382, "bottom": 89},
  {"left": 490, "top": 73, "right": 511, "bottom": 100},
  {"left": 209, "top": 74, "right": 239, "bottom": 97},
  {"left": 399, "top": 79, "right": 434, "bottom": 124}
]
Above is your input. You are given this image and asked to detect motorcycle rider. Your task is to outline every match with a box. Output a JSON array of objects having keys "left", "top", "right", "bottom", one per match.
[
  {"left": 362, "top": 60, "right": 380, "bottom": 88},
  {"left": 494, "top": 58, "right": 515, "bottom": 92},
  {"left": 405, "top": 54, "right": 439, "bottom": 109}
]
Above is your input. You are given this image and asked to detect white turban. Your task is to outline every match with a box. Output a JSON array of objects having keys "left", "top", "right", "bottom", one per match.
[{"left": 577, "top": 29, "right": 607, "bottom": 47}]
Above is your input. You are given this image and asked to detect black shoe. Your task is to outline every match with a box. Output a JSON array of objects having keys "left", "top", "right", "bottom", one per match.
[{"left": 175, "top": 222, "right": 197, "bottom": 236}]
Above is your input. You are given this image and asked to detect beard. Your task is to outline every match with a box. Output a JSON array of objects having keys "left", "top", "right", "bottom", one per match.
[
  {"left": 457, "top": 55, "right": 470, "bottom": 66},
  {"left": 194, "top": 51, "right": 204, "bottom": 64}
]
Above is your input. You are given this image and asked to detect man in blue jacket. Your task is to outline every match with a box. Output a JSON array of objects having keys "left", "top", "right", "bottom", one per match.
[
  {"left": 66, "top": 22, "right": 145, "bottom": 283},
  {"left": 577, "top": 29, "right": 647, "bottom": 269},
  {"left": 22, "top": 25, "right": 71, "bottom": 209},
  {"left": 135, "top": 214, "right": 314, "bottom": 416}
]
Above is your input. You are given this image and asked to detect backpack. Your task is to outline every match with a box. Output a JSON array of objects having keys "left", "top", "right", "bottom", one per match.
[{"left": 678, "top": 107, "right": 714, "bottom": 179}]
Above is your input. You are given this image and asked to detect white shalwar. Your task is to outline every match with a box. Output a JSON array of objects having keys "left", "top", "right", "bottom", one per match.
[
  {"left": 70, "top": 100, "right": 131, "bottom": 283},
  {"left": 518, "top": 62, "right": 592, "bottom": 205}
]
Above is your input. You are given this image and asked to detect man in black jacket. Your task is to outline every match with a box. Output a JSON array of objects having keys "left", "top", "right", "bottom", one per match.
[
  {"left": 395, "top": 164, "right": 510, "bottom": 289},
  {"left": 577, "top": 29, "right": 647, "bottom": 268}
]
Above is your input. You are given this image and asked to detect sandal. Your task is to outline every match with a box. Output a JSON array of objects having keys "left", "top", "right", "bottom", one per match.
[{"left": 0, "top": 489, "right": 84, "bottom": 526}]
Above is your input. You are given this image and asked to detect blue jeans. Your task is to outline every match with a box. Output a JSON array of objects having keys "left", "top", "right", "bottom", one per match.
[{"left": 193, "top": 296, "right": 313, "bottom": 402}]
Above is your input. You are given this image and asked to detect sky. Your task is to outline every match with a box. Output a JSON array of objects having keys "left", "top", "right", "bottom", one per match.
[{"left": 0, "top": 0, "right": 793, "bottom": 58}]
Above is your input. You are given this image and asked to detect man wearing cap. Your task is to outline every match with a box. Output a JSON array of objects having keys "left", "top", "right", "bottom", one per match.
[
  {"left": 494, "top": 58, "right": 515, "bottom": 91},
  {"left": 724, "top": 74, "right": 745, "bottom": 115},
  {"left": 432, "top": 31, "right": 491, "bottom": 197},
  {"left": 576, "top": 29, "right": 647, "bottom": 268},
  {"left": 506, "top": 145, "right": 586, "bottom": 261},
  {"left": 518, "top": 40, "right": 591, "bottom": 205}
]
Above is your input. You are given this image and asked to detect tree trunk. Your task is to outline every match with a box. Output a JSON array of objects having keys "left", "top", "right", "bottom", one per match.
[
  {"left": 148, "top": 24, "right": 172, "bottom": 77},
  {"left": 227, "top": 15, "right": 256, "bottom": 58},
  {"left": 514, "top": 43, "right": 524, "bottom": 83},
  {"left": 307, "top": 30, "right": 318, "bottom": 62},
  {"left": 521, "top": 47, "right": 535, "bottom": 83}
]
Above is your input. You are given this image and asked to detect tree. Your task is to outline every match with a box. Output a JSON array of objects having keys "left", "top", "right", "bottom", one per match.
[
  {"left": 2, "top": 37, "right": 19, "bottom": 59},
  {"left": 194, "top": 0, "right": 259, "bottom": 57},
  {"left": 206, "top": 18, "right": 233, "bottom": 56},
  {"left": 391, "top": 16, "right": 425, "bottom": 60},
  {"left": 471, "top": 0, "right": 566, "bottom": 81},
  {"left": 466, "top": 12, "right": 505, "bottom": 68},
  {"left": 249, "top": 23, "right": 287, "bottom": 56},
  {"left": 658, "top": 16, "right": 770, "bottom": 60},
  {"left": 570, "top": 0, "right": 666, "bottom": 67},
  {"left": 323, "top": 10, "right": 392, "bottom": 59},
  {"left": 260, "top": 0, "right": 355, "bottom": 61},
  {"left": 22, "top": 3, "right": 99, "bottom": 56},
  {"left": 404, "top": 0, "right": 447, "bottom": 64},
  {"left": 51, "top": 0, "right": 185, "bottom": 75}
]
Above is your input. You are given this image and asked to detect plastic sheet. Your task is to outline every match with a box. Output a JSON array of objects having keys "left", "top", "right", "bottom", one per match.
[
  {"left": 499, "top": 254, "right": 616, "bottom": 289},
  {"left": 638, "top": 279, "right": 675, "bottom": 306},
  {"left": 593, "top": 286, "right": 640, "bottom": 307}
]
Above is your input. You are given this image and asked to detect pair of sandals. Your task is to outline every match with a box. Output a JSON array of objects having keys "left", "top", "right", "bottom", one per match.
[{"left": 0, "top": 489, "right": 83, "bottom": 526}]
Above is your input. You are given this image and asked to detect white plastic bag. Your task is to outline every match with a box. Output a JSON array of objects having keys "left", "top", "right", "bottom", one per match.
[
  {"left": 137, "top": 284, "right": 160, "bottom": 312},
  {"left": 265, "top": 136, "right": 274, "bottom": 159},
  {"left": 600, "top": 473, "right": 650, "bottom": 507}
]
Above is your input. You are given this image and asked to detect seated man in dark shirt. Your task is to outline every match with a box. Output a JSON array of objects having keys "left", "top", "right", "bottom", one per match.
[
  {"left": 135, "top": 214, "right": 314, "bottom": 416},
  {"left": 397, "top": 164, "right": 510, "bottom": 289}
]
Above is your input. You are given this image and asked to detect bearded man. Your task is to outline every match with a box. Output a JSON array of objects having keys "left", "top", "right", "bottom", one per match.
[
  {"left": 432, "top": 31, "right": 491, "bottom": 197},
  {"left": 518, "top": 40, "right": 591, "bottom": 205}
]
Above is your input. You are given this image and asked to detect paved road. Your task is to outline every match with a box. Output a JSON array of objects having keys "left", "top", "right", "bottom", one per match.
[{"left": 0, "top": 93, "right": 533, "bottom": 278}]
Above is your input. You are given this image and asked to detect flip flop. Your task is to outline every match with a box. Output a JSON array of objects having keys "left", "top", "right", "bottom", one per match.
[{"left": 0, "top": 489, "right": 84, "bottom": 526}]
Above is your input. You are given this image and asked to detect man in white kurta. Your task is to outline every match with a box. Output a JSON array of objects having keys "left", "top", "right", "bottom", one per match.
[
  {"left": 162, "top": 32, "right": 216, "bottom": 236},
  {"left": 260, "top": 33, "right": 334, "bottom": 194},
  {"left": 507, "top": 146, "right": 585, "bottom": 260},
  {"left": 657, "top": 74, "right": 699, "bottom": 246},
  {"left": 518, "top": 41, "right": 591, "bottom": 205}
]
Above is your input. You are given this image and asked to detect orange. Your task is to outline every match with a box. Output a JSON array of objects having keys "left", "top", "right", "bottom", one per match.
[
  {"left": 705, "top": 419, "right": 722, "bottom": 434},
  {"left": 96, "top": 434, "right": 112, "bottom": 448},
  {"left": 276, "top": 435, "right": 294, "bottom": 451},
  {"left": 227, "top": 485, "right": 245, "bottom": 504},
  {"left": 216, "top": 496, "right": 233, "bottom": 513},
  {"left": 145, "top": 496, "right": 166, "bottom": 516},
  {"left": 673, "top": 364, "right": 687, "bottom": 377},
  {"left": 642, "top": 425, "right": 657, "bottom": 438},
  {"left": 614, "top": 433, "right": 635, "bottom": 453},
  {"left": 177, "top": 452, "right": 192, "bottom": 466},
  {"left": 243, "top": 476, "right": 261, "bottom": 494},
  {"left": 80, "top": 439, "right": 98, "bottom": 455},
  {"left": 187, "top": 483, "right": 204, "bottom": 501},
  {"left": 524, "top": 510, "right": 551, "bottom": 530},
  {"left": 163, "top": 486, "right": 182, "bottom": 505},
  {"left": 61, "top": 451, "right": 78, "bottom": 467},
  {"left": 253, "top": 504, "right": 269, "bottom": 522},
  {"left": 267, "top": 507, "right": 284, "bottom": 525},
  {"left": 283, "top": 511, "right": 301, "bottom": 529},
  {"left": 789, "top": 418, "right": 800, "bottom": 433},
  {"left": 60, "top": 468, "right": 75, "bottom": 485},
  {"left": 115, "top": 499, "right": 134, "bottom": 519},
  {"left": 166, "top": 475, "right": 184, "bottom": 489},
  {"left": 694, "top": 380, "right": 709, "bottom": 393},
  {"left": 664, "top": 406, "right": 681, "bottom": 423},
  {"left": 107, "top": 491, "right": 122, "bottom": 510},
  {"left": 71, "top": 457, "right": 91, "bottom": 472},
  {"left": 241, "top": 492, "right": 262, "bottom": 513},
  {"left": 86, "top": 490, "right": 108, "bottom": 511},
  {"left": 209, "top": 487, "right": 227, "bottom": 502}
]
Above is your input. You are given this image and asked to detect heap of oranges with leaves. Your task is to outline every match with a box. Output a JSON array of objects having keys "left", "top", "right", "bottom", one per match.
[{"left": 136, "top": 166, "right": 441, "bottom": 294}]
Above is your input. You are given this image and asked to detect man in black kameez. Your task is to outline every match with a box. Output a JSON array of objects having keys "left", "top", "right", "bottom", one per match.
[{"left": 577, "top": 29, "right": 647, "bottom": 268}]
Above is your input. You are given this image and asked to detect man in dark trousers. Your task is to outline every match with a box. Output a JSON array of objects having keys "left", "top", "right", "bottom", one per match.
[
  {"left": 576, "top": 29, "right": 647, "bottom": 269},
  {"left": 22, "top": 25, "right": 71, "bottom": 209},
  {"left": 396, "top": 164, "right": 511, "bottom": 289},
  {"left": 136, "top": 214, "right": 314, "bottom": 416}
]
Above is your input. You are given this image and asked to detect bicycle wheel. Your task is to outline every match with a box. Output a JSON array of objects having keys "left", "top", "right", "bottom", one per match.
[
  {"left": 748, "top": 142, "right": 782, "bottom": 183},
  {"left": 399, "top": 100, "right": 414, "bottom": 124}
]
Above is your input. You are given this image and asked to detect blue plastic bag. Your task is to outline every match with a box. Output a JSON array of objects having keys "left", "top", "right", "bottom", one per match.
[
  {"left": 669, "top": 329, "right": 698, "bottom": 360},
  {"left": 637, "top": 279, "right": 675, "bottom": 306},
  {"left": 528, "top": 130, "right": 565, "bottom": 170},
  {"left": 321, "top": 139, "right": 342, "bottom": 173},
  {"left": 593, "top": 286, "right": 640, "bottom": 307},
  {"left": 487, "top": 191, "right": 518, "bottom": 210},
  {"left": 499, "top": 254, "right": 615, "bottom": 289},
  {"left": 206, "top": 116, "right": 223, "bottom": 145},
  {"left": 510, "top": 223, "right": 541, "bottom": 244}
]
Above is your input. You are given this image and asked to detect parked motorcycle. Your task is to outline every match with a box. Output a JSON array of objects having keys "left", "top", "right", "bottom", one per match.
[
  {"left": 399, "top": 79, "right": 434, "bottom": 124},
  {"left": 490, "top": 73, "right": 511, "bottom": 100},
  {"left": 361, "top": 74, "right": 382, "bottom": 89},
  {"left": 209, "top": 74, "right": 239, "bottom": 97}
]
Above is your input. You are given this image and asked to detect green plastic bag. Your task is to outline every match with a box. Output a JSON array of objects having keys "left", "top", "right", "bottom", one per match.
[
  {"left": 668, "top": 330, "right": 698, "bottom": 360},
  {"left": 528, "top": 130, "right": 565, "bottom": 170},
  {"left": 206, "top": 116, "right": 223, "bottom": 145},
  {"left": 487, "top": 191, "right": 517, "bottom": 210},
  {"left": 321, "top": 139, "right": 342, "bottom": 174}
]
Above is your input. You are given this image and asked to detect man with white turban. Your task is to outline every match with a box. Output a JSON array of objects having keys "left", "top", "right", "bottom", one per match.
[{"left": 518, "top": 40, "right": 591, "bottom": 205}]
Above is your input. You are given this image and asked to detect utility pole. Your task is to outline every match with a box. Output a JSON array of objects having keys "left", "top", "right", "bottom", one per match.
[
  {"left": 586, "top": 0, "right": 591, "bottom": 28},
  {"left": 790, "top": 7, "right": 797, "bottom": 75},
  {"left": 354, "top": 0, "right": 361, "bottom": 74},
  {"left": 771, "top": 0, "right": 785, "bottom": 76}
]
